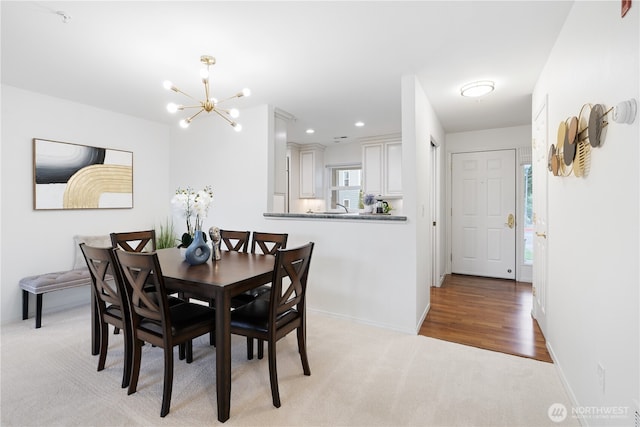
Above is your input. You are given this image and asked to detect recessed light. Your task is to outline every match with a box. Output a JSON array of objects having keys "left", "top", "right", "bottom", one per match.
[
  {"left": 306, "top": 129, "right": 315, "bottom": 134},
  {"left": 460, "top": 80, "right": 495, "bottom": 97},
  {"left": 355, "top": 121, "right": 365, "bottom": 127}
]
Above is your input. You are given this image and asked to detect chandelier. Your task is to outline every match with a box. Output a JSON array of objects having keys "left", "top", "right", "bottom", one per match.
[{"left": 163, "top": 55, "right": 250, "bottom": 130}]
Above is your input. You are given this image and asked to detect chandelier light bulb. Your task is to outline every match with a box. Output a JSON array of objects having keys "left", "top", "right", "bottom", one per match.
[
  {"left": 233, "top": 123, "right": 242, "bottom": 132},
  {"left": 241, "top": 88, "right": 251, "bottom": 97},
  {"left": 167, "top": 103, "right": 179, "bottom": 113},
  {"left": 163, "top": 80, "right": 174, "bottom": 91},
  {"left": 200, "top": 68, "right": 209, "bottom": 80},
  {"left": 179, "top": 119, "right": 190, "bottom": 129},
  {"left": 229, "top": 108, "right": 240, "bottom": 118}
]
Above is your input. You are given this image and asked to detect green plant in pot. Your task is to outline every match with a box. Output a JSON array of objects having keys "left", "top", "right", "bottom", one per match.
[{"left": 156, "top": 218, "right": 178, "bottom": 249}]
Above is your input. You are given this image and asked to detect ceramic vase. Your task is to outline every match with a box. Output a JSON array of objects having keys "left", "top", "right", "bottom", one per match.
[{"left": 184, "top": 230, "right": 211, "bottom": 265}]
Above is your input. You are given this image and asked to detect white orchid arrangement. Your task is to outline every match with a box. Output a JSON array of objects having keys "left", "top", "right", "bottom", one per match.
[{"left": 171, "top": 185, "right": 213, "bottom": 247}]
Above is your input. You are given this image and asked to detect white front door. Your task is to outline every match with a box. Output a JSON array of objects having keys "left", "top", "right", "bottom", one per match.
[
  {"left": 452, "top": 150, "right": 516, "bottom": 279},
  {"left": 532, "top": 98, "right": 549, "bottom": 334}
]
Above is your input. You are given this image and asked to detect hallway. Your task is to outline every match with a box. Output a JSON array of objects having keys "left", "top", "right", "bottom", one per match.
[{"left": 419, "top": 274, "right": 552, "bottom": 363}]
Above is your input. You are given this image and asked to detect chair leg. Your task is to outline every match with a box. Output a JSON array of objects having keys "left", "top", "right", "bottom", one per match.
[
  {"left": 121, "top": 325, "right": 132, "bottom": 389},
  {"left": 258, "top": 339, "right": 264, "bottom": 359},
  {"left": 186, "top": 340, "right": 193, "bottom": 364},
  {"left": 178, "top": 343, "right": 185, "bottom": 361},
  {"left": 297, "top": 326, "right": 311, "bottom": 376},
  {"left": 97, "top": 322, "right": 108, "bottom": 371},
  {"left": 209, "top": 299, "right": 216, "bottom": 346},
  {"left": 268, "top": 341, "right": 281, "bottom": 408},
  {"left": 128, "top": 339, "right": 143, "bottom": 395},
  {"left": 247, "top": 337, "right": 254, "bottom": 360},
  {"left": 160, "top": 346, "right": 174, "bottom": 417}
]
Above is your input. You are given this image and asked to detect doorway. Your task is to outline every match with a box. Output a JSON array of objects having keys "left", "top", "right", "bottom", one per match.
[
  {"left": 531, "top": 98, "right": 549, "bottom": 334},
  {"left": 451, "top": 149, "right": 516, "bottom": 279},
  {"left": 431, "top": 139, "right": 441, "bottom": 287}
]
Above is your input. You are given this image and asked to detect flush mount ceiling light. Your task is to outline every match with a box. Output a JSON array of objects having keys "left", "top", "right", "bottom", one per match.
[
  {"left": 460, "top": 80, "right": 495, "bottom": 97},
  {"left": 164, "top": 55, "right": 250, "bottom": 130}
]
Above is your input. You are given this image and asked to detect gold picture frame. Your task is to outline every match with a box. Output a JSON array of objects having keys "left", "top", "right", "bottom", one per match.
[{"left": 33, "top": 138, "right": 133, "bottom": 210}]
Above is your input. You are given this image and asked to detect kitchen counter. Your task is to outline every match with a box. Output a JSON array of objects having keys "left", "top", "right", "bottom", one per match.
[{"left": 263, "top": 212, "right": 407, "bottom": 221}]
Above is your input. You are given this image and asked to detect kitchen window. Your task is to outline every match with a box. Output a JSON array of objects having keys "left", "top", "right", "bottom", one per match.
[{"left": 327, "top": 164, "right": 361, "bottom": 210}]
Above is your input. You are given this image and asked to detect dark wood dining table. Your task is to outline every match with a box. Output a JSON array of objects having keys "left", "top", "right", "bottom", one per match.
[{"left": 91, "top": 247, "right": 275, "bottom": 423}]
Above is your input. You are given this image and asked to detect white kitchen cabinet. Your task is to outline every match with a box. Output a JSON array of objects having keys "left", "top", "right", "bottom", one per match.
[
  {"left": 299, "top": 144, "right": 325, "bottom": 199},
  {"left": 362, "top": 143, "right": 383, "bottom": 196},
  {"left": 362, "top": 139, "right": 402, "bottom": 197},
  {"left": 384, "top": 142, "right": 402, "bottom": 196}
]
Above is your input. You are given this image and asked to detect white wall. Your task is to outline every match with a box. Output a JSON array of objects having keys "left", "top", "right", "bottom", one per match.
[
  {"left": 323, "top": 140, "right": 362, "bottom": 166},
  {"left": 402, "top": 75, "right": 446, "bottom": 326},
  {"left": 533, "top": 2, "right": 639, "bottom": 425},
  {"left": 167, "top": 95, "right": 441, "bottom": 333},
  {"left": 167, "top": 104, "right": 419, "bottom": 331},
  {"left": 0, "top": 85, "right": 171, "bottom": 325},
  {"left": 445, "top": 125, "right": 533, "bottom": 282}
]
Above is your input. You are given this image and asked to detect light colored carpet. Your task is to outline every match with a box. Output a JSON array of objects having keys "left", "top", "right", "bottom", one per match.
[{"left": 1, "top": 305, "right": 579, "bottom": 426}]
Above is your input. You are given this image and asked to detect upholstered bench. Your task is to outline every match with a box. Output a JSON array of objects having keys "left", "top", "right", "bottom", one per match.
[
  {"left": 19, "top": 234, "right": 112, "bottom": 328},
  {"left": 20, "top": 269, "right": 93, "bottom": 328}
]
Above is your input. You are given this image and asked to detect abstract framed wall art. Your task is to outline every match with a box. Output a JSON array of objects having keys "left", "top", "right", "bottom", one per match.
[{"left": 33, "top": 138, "right": 133, "bottom": 210}]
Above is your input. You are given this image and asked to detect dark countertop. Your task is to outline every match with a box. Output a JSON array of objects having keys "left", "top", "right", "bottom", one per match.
[{"left": 263, "top": 212, "right": 407, "bottom": 221}]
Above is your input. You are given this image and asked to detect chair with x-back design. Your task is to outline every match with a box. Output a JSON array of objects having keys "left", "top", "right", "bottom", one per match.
[
  {"left": 110, "top": 230, "right": 157, "bottom": 253},
  {"left": 80, "top": 243, "right": 132, "bottom": 389},
  {"left": 220, "top": 230, "right": 250, "bottom": 253},
  {"left": 239, "top": 232, "right": 289, "bottom": 359},
  {"left": 230, "top": 242, "right": 314, "bottom": 408},
  {"left": 114, "top": 249, "right": 216, "bottom": 417}
]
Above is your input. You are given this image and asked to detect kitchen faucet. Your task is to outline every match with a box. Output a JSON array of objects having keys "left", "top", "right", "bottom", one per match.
[{"left": 336, "top": 203, "right": 348, "bottom": 213}]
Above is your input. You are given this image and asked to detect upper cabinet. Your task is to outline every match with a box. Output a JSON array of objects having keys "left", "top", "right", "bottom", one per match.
[
  {"left": 362, "top": 137, "right": 402, "bottom": 198},
  {"left": 299, "top": 144, "right": 325, "bottom": 199}
]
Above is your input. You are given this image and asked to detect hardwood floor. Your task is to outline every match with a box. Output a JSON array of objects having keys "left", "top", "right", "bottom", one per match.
[{"left": 419, "top": 274, "right": 552, "bottom": 363}]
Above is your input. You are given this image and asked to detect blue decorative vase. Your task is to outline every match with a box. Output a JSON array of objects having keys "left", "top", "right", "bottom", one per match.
[{"left": 184, "top": 230, "right": 211, "bottom": 265}]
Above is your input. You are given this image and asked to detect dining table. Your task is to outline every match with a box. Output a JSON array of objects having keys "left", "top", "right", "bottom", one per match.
[{"left": 91, "top": 247, "right": 276, "bottom": 423}]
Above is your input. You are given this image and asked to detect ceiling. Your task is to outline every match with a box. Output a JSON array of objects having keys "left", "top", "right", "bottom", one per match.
[{"left": 1, "top": 1, "right": 573, "bottom": 145}]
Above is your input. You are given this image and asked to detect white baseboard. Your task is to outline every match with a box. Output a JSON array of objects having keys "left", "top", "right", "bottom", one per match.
[
  {"left": 547, "top": 341, "right": 587, "bottom": 426},
  {"left": 307, "top": 307, "right": 417, "bottom": 335}
]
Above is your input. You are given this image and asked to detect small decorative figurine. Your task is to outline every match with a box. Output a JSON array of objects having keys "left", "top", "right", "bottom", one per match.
[{"left": 209, "top": 226, "right": 221, "bottom": 261}]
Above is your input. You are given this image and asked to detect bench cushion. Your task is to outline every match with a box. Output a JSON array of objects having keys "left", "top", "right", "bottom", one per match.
[{"left": 19, "top": 269, "right": 92, "bottom": 294}]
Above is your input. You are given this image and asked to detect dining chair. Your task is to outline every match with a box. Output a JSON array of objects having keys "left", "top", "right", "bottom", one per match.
[
  {"left": 110, "top": 230, "right": 157, "bottom": 253},
  {"left": 114, "top": 249, "right": 216, "bottom": 417},
  {"left": 220, "top": 229, "right": 250, "bottom": 253},
  {"left": 79, "top": 243, "right": 132, "bottom": 389},
  {"left": 240, "top": 231, "right": 289, "bottom": 359},
  {"left": 110, "top": 230, "right": 167, "bottom": 335},
  {"left": 230, "top": 242, "right": 314, "bottom": 408}
]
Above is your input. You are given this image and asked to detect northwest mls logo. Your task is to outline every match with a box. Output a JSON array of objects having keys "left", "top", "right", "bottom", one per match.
[{"left": 548, "top": 403, "right": 568, "bottom": 423}]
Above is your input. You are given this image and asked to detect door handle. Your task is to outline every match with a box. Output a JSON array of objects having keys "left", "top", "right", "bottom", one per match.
[
  {"left": 535, "top": 232, "right": 547, "bottom": 238},
  {"left": 506, "top": 213, "right": 515, "bottom": 229}
]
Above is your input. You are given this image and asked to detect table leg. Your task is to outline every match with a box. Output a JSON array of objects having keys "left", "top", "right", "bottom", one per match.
[{"left": 215, "top": 292, "right": 232, "bottom": 422}]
